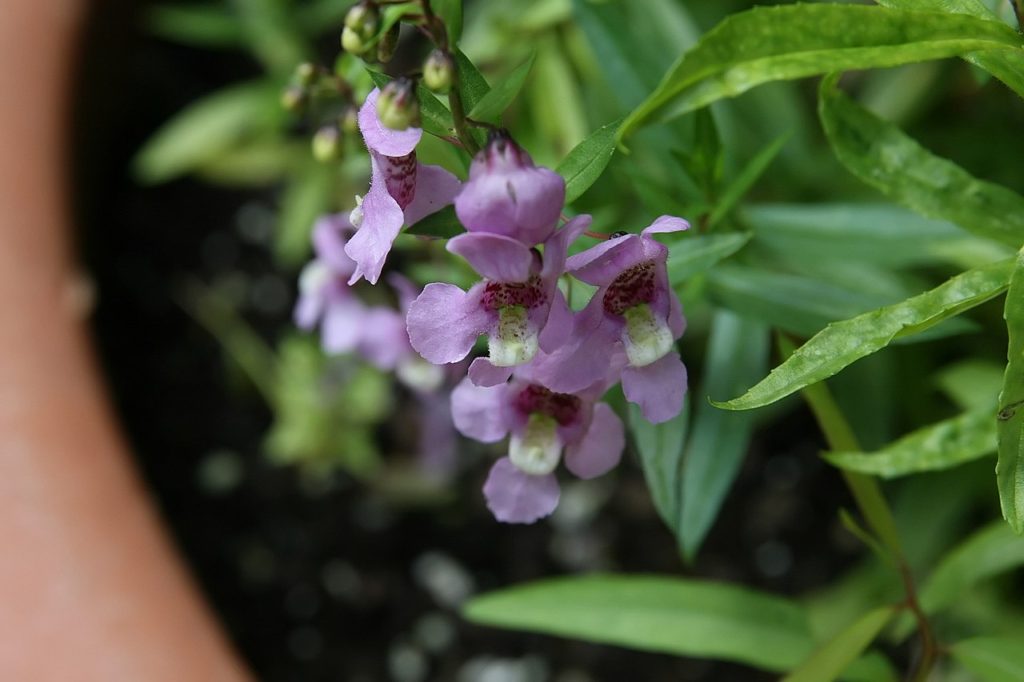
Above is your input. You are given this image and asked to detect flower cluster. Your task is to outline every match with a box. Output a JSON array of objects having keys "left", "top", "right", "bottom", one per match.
[{"left": 298, "top": 88, "right": 689, "bottom": 523}]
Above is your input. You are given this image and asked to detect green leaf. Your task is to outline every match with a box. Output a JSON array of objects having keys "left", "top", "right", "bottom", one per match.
[
  {"left": 706, "top": 265, "right": 901, "bottom": 338},
  {"left": 717, "top": 259, "right": 1014, "bottom": 411},
  {"left": 819, "top": 75, "right": 1024, "bottom": 249},
  {"left": 666, "top": 233, "right": 751, "bottom": 286},
  {"left": 467, "top": 53, "right": 536, "bottom": 123},
  {"left": 147, "top": 4, "right": 245, "bottom": 48},
  {"left": 463, "top": 574, "right": 816, "bottom": 672},
  {"left": 951, "top": 637, "right": 1024, "bottom": 682},
  {"left": 228, "top": 0, "right": 309, "bottom": 75},
  {"left": 746, "top": 203, "right": 1009, "bottom": 269},
  {"left": 454, "top": 49, "right": 491, "bottom": 112},
  {"left": 936, "top": 359, "right": 1005, "bottom": 411},
  {"left": 619, "top": 4, "right": 1023, "bottom": 137},
  {"left": 555, "top": 118, "right": 622, "bottom": 204},
  {"left": 782, "top": 607, "right": 895, "bottom": 682},
  {"left": 433, "top": 0, "right": 463, "bottom": 44},
  {"left": 368, "top": 70, "right": 454, "bottom": 138},
  {"left": 681, "top": 311, "right": 769, "bottom": 560},
  {"left": 998, "top": 247, "right": 1024, "bottom": 533},
  {"left": 708, "top": 132, "right": 790, "bottom": 227},
  {"left": 405, "top": 205, "right": 462, "bottom": 239},
  {"left": 825, "top": 408, "right": 996, "bottom": 478},
  {"left": 133, "top": 81, "right": 282, "bottom": 185},
  {"left": 631, "top": 396, "right": 689, "bottom": 536},
  {"left": 876, "top": 0, "right": 1024, "bottom": 99},
  {"left": 919, "top": 521, "right": 1024, "bottom": 614}
]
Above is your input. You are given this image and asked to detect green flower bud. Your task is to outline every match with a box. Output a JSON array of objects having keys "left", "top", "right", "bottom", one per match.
[
  {"left": 341, "top": 26, "right": 367, "bottom": 55},
  {"left": 376, "top": 78, "right": 420, "bottom": 130},
  {"left": 340, "top": 106, "right": 359, "bottom": 135},
  {"left": 312, "top": 126, "right": 343, "bottom": 162},
  {"left": 295, "top": 62, "right": 318, "bottom": 87},
  {"left": 280, "top": 84, "right": 306, "bottom": 112},
  {"left": 422, "top": 49, "right": 454, "bottom": 95},
  {"left": 344, "top": 1, "right": 379, "bottom": 35}
]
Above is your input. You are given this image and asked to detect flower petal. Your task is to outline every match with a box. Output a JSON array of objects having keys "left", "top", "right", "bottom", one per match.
[
  {"left": 407, "top": 282, "right": 490, "bottom": 364},
  {"left": 357, "top": 307, "right": 409, "bottom": 369},
  {"left": 451, "top": 377, "right": 509, "bottom": 442},
  {"left": 468, "top": 357, "right": 513, "bottom": 387},
  {"left": 447, "top": 233, "right": 534, "bottom": 282},
  {"left": 358, "top": 88, "right": 422, "bottom": 157},
  {"left": 642, "top": 215, "right": 690, "bottom": 236},
  {"left": 321, "top": 297, "right": 366, "bottom": 354},
  {"left": 538, "top": 289, "right": 573, "bottom": 353},
  {"left": 567, "top": 234, "right": 646, "bottom": 287},
  {"left": 403, "top": 163, "right": 461, "bottom": 226},
  {"left": 345, "top": 158, "right": 406, "bottom": 285},
  {"left": 565, "top": 402, "right": 624, "bottom": 479},
  {"left": 621, "top": 351, "right": 687, "bottom": 424},
  {"left": 540, "top": 214, "right": 592, "bottom": 283},
  {"left": 483, "top": 457, "right": 560, "bottom": 524},
  {"left": 312, "top": 214, "right": 356, "bottom": 274}
]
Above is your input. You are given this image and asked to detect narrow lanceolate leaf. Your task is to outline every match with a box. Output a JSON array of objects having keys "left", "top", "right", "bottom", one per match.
[
  {"left": 405, "top": 205, "right": 462, "bottom": 239},
  {"left": 997, "top": 248, "right": 1024, "bottom": 533},
  {"left": 951, "top": 637, "right": 1024, "bottom": 682},
  {"left": 666, "top": 233, "right": 751, "bottom": 286},
  {"left": 619, "top": 4, "right": 1023, "bottom": 137},
  {"left": 782, "top": 607, "right": 895, "bottom": 682},
  {"left": 147, "top": 4, "right": 245, "bottom": 48},
  {"left": 133, "top": 81, "right": 282, "bottom": 185},
  {"left": 454, "top": 49, "right": 491, "bottom": 111},
  {"left": 717, "top": 259, "right": 1014, "bottom": 411},
  {"left": 825, "top": 408, "right": 996, "bottom": 478},
  {"left": 875, "top": 0, "right": 1024, "bottom": 99},
  {"left": 819, "top": 76, "right": 1024, "bottom": 249},
  {"left": 555, "top": 118, "right": 622, "bottom": 204},
  {"left": 467, "top": 53, "right": 536, "bottom": 123},
  {"left": 919, "top": 522, "right": 1024, "bottom": 614},
  {"left": 631, "top": 397, "right": 689, "bottom": 535},
  {"left": 708, "top": 133, "right": 790, "bottom": 228},
  {"left": 463, "top": 574, "right": 817, "bottom": 672},
  {"left": 681, "top": 312, "right": 769, "bottom": 560}
]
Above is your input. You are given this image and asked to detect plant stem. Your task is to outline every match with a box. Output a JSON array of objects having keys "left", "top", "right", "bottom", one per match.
[{"left": 778, "top": 333, "right": 939, "bottom": 681}]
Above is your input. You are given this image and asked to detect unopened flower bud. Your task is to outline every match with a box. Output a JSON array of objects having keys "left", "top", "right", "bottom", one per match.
[
  {"left": 341, "top": 26, "right": 368, "bottom": 55},
  {"left": 280, "top": 84, "right": 306, "bottom": 112},
  {"left": 375, "top": 78, "right": 420, "bottom": 130},
  {"left": 312, "top": 125, "right": 343, "bottom": 162},
  {"left": 295, "top": 62, "right": 318, "bottom": 87},
  {"left": 376, "top": 23, "right": 400, "bottom": 63},
  {"left": 340, "top": 106, "right": 359, "bottom": 135},
  {"left": 344, "top": 1, "right": 379, "bottom": 35},
  {"left": 422, "top": 49, "right": 454, "bottom": 94}
]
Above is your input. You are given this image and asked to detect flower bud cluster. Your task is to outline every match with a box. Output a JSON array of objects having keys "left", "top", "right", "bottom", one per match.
[{"left": 296, "top": 88, "right": 689, "bottom": 524}]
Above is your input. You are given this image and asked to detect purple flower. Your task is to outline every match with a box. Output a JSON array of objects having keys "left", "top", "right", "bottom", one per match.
[
  {"left": 295, "top": 215, "right": 369, "bottom": 354},
  {"left": 454, "top": 130, "right": 566, "bottom": 247},
  {"left": 405, "top": 215, "right": 590, "bottom": 383},
  {"left": 538, "top": 216, "right": 690, "bottom": 423},
  {"left": 451, "top": 368, "right": 625, "bottom": 523},
  {"left": 344, "top": 88, "right": 461, "bottom": 285}
]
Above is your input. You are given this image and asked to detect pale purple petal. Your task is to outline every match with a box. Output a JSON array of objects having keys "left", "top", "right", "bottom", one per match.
[
  {"left": 447, "top": 233, "right": 534, "bottom": 282},
  {"left": 312, "top": 214, "right": 356, "bottom": 274},
  {"left": 451, "top": 377, "right": 510, "bottom": 442},
  {"left": 535, "top": 302, "right": 620, "bottom": 394},
  {"left": 567, "top": 234, "right": 646, "bottom": 286},
  {"left": 621, "top": 351, "right": 688, "bottom": 424},
  {"left": 387, "top": 272, "right": 421, "bottom": 313},
  {"left": 483, "top": 457, "right": 560, "bottom": 524},
  {"left": 468, "top": 357, "right": 513, "bottom": 387},
  {"left": 642, "top": 215, "right": 690, "bottom": 235},
  {"left": 321, "top": 297, "right": 367, "bottom": 354},
  {"left": 540, "top": 214, "right": 592, "bottom": 283},
  {"left": 667, "top": 285, "right": 686, "bottom": 339},
  {"left": 345, "top": 158, "right": 406, "bottom": 285},
  {"left": 358, "top": 88, "right": 422, "bottom": 157},
  {"left": 403, "top": 163, "right": 461, "bottom": 226},
  {"left": 538, "top": 289, "right": 573, "bottom": 353},
  {"left": 357, "top": 307, "right": 410, "bottom": 369},
  {"left": 294, "top": 290, "right": 324, "bottom": 330},
  {"left": 564, "top": 402, "right": 624, "bottom": 479},
  {"left": 416, "top": 393, "right": 458, "bottom": 481},
  {"left": 407, "top": 282, "right": 491, "bottom": 364}
]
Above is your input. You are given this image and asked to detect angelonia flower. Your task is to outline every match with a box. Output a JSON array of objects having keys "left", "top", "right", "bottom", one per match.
[
  {"left": 537, "top": 217, "right": 690, "bottom": 424},
  {"left": 296, "top": 118, "right": 691, "bottom": 524},
  {"left": 451, "top": 362, "right": 624, "bottom": 523},
  {"left": 344, "top": 87, "right": 461, "bottom": 285}
]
